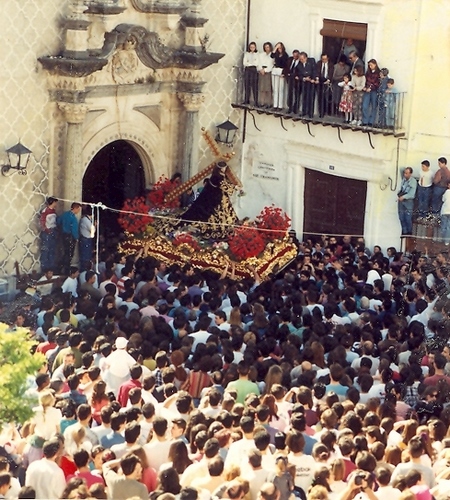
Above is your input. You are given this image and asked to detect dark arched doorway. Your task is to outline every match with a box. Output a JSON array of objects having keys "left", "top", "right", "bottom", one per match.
[{"left": 83, "top": 140, "right": 146, "bottom": 238}]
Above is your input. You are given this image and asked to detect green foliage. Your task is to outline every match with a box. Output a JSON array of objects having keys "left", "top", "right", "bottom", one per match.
[{"left": 0, "top": 325, "right": 45, "bottom": 427}]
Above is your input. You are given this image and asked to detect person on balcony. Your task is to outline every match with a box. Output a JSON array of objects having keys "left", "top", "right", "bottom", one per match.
[
  {"left": 416, "top": 160, "right": 433, "bottom": 221},
  {"left": 243, "top": 42, "right": 259, "bottom": 106},
  {"left": 431, "top": 157, "right": 450, "bottom": 217},
  {"left": 385, "top": 78, "right": 398, "bottom": 129},
  {"left": 316, "top": 53, "right": 333, "bottom": 118},
  {"left": 285, "top": 50, "right": 301, "bottom": 114},
  {"left": 362, "top": 59, "right": 380, "bottom": 127},
  {"left": 350, "top": 66, "right": 365, "bottom": 126},
  {"left": 397, "top": 167, "right": 417, "bottom": 236},
  {"left": 332, "top": 55, "right": 350, "bottom": 115},
  {"left": 298, "top": 51, "right": 317, "bottom": 118},
  {"left": 257, "top": 42, "right": 274, "bottom": 108},
  {"left": 270, "top": 42, "right": 288, "bottom": 110}
]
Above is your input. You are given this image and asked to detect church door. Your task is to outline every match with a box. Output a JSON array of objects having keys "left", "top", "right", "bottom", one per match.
[
  {"left": 82, "top": 140, "right": 146, "bottom": 238},
  {"left": 303, "top": 169, "right": 367, "bottom": 239}
]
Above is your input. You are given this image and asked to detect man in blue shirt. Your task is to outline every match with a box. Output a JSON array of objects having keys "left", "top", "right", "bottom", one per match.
[{"left": 58, "top": 202, "right": 81, "bottom": 274}]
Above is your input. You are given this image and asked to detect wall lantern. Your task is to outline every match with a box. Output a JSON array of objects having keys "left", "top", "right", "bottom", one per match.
[
  {"left": 216, "top": 119, "right": 238, "bottom": 146},
  {"left": 1, "top": 142, "right": 32, "bottom": 176}
]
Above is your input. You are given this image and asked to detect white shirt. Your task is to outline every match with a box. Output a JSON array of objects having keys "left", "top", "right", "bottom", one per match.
[
  {"left": 25, "top": 458, "right": 66, "bottom": 499},
  {"left": 80, "top": 215, "right": 95, "bottom": 239},
  {"left": 257, "top": 52, "right": 274, "bottom": 73},
  {"left": 31, "top": 406, "right": 62, "bottom": 440},
  {"left": 61, "top": 276, "right": 78, "bottom": 297},
  {"left": 143, "top": 438, "right": 173, "bottom": 472},
  {"left": 188, "top": 330, "right": 212, "bottom": 352}
]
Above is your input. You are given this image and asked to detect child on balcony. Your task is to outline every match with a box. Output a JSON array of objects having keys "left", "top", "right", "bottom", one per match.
[
  {"left": 338, "top": 74, "right": 354, "bottom": 123},
  {"left": 385, "top": 78, "right": 398, "bottom": 129}
]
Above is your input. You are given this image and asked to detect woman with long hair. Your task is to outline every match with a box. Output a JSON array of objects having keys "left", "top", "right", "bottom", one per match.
[
  {"left": 261, "top": 394, "right": 287, "bottom": 432},
  {"left": 90, "top": 381, "right": 110, "bottom": 426},
  {"left": 127, "top": 445, "right": 157, "bottom": 493},
  {"left": 264, "top": 365, "right": 283, "bottom": 395},
  {"left": 270, "top": 42, "right": 288, "bottom": 110},
  {"left": 362, "top": 58, "right": 381, "bottom": 126},
  {"left": 258, "top": 41, "right": 274, "bottom": 108},
  {"left": 164, "top": 440, "right": 192, "bottom": 475}
]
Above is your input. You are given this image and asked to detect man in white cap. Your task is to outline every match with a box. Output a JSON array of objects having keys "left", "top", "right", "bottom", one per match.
[{"left": 103, "top": 337, "right": 136, "bottom": 397}]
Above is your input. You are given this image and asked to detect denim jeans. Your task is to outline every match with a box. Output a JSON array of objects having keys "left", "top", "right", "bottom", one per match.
[
  {"left": 40, "top": 230, "right": 57, "bottom": 271},
  {"left": 441, "top": 214, "right": 450, "bottom": 243},
  {"left": 79, "top": 236, "right": 94, "bottom": 271},
  {"left": 417, "top": 186, "right": 432, "bottom": 217},
  {"left": 432, "top": 185, "right": 447, "bottom": 215},
  {"left": 362, "top": 90, "right": 378, "bottom": 125},
  {"left": 398, "top": 200, "right": 414, "bottom": 235}
]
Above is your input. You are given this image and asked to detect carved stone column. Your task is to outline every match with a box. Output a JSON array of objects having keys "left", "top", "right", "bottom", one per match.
[
  {"left": 58, "top": 103, "right": 88, "bottom": 204},
  {"left": 177, "top": 92, "right": 205, "bottom": 180}
]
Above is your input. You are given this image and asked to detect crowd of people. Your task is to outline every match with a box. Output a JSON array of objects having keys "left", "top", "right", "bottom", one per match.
[
  {"left": 242, "top": 38, "right": 398, "bottom": 127},
  {"left": 2, "top": 230, "right": 450, "bottom": 500}
]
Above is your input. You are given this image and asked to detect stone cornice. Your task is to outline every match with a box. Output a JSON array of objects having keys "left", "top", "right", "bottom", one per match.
[
  {"left": 39, "top": 24, "right": 224, "bottom": 79},
  {"left": 129, "top": 0, "right": 187, "bottom": 14}
]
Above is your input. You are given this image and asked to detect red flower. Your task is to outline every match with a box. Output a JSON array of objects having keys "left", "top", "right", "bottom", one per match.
[
  {"left": 148, "top": 176, "right": 181, "bottom": 209},
  {"left": 172, "top": 233, "right": 200, "bottom": 251},
  {"left": 228, "top": 226, "right": 266, "bottom": 261},
  {"left": 255, "top": 205, "right": 291, "bottom": 242},
  {"left": 118, "top": 197, "right": 153, "bottom": 235}
]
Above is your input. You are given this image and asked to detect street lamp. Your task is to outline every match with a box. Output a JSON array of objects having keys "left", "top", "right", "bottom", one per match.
[
  {"left": 1, "top": 142, "right": 32, "bottom": 176},
  {"left": 216, "top": 119, "right": 238, "bottom": 146}
]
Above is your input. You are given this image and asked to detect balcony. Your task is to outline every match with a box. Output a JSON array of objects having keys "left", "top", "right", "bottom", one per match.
[{"left": 231, "top": 69, "right": 406, "bottom": 140}]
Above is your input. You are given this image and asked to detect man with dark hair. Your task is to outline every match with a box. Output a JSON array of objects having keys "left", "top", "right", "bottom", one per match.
[
  {"left": 40, "top": 196, "right": 58, "bottom": 272},
  {"left": 286, "top": 430, "right": 316, "bottom": 495},
  {"left": 188, "top": 315, "right": 212, "bottom": 351},
  {"left": 298, "top": 51, "right": 317, "bottom": 118},
  {"left": 180, "top": 437, "right": 219, "bottom": 487},
  {"left": 424, "top": 353, "right": 450, "bottom": 386},
  {"left": 285, "top": 50, "right": 301, "bottom": 114},
  {"left": 290, "top": 413, "right": 317, "bottom": 455},
  {"left": 58, "top": 202, "right": 81, "bottom": 274},
  {"left": 225, "top": 415, "right": 255, "bottom": 468},
  {"left": 0, "top": 472, "right": 11, "bottom": 498},
  {"left": 432, "top": 157, "right": 450, "bottom": 216},
  {"left": 117, "top": 364, "right": 143, "bottom": 407},
  {"left": 397, "top": 167, "right": 417, "bottom": 236},
  {"left": 316, "top": 53, "right": 333, "bottom": 118},
  {"left": 92, "top": 405, "right": 114, "bottom": 442},
  {"left": 103, "top": 453, "right": 147, "bottom": 500},
  {"left": 25, "top": 438, "right": 66, "bottom": 499},
  {"left": 143, "top": 416, "right": 171, "bottom": 471},
  {"left": 226, "top": 361, "right": 260, "bottom": 404},
  {"left": 64, "top": 403, "right": 99, "bottom": 449},
  {"left": 53, "top": 330, "right": 83, "bottom": 370},
  {"left": 111, "top": 421, "right": 141, "bottom": 459},
  {"left": 68, "top": 449, "right": 104, "bottom": 488},
  {"left": 390, "top": 437, "right": 435, "bottom": 487},
  {"left": 190, "top": 456, "right": 225, "bottom": 493},
  {"left": 101, "top": 412, "right": 126, "bottom": 448}
]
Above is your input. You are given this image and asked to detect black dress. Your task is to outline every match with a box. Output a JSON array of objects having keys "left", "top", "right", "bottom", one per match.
[{"left": 156, "top": 171, "right": 238, "bottom": 240}]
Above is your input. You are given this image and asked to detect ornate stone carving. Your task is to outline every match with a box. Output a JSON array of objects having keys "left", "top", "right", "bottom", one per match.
[
  {"left": 177, "top": 92, "right": 205, "bottom": 111},
  {"left": 112, "top": 37, "right": 140, "bottom": 83},
  {"left": 58, "top": 103, "right": 89, "bottom": 124}
]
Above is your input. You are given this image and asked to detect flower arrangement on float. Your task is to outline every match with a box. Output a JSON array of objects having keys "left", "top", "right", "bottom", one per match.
[{"left": 118, "top": 187, "right": 296, "bottom": 279}]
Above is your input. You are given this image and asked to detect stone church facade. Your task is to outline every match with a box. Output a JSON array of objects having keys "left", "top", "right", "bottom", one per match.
[{"left": 0, "top": 0, "right": 246, "bottom": 277}]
